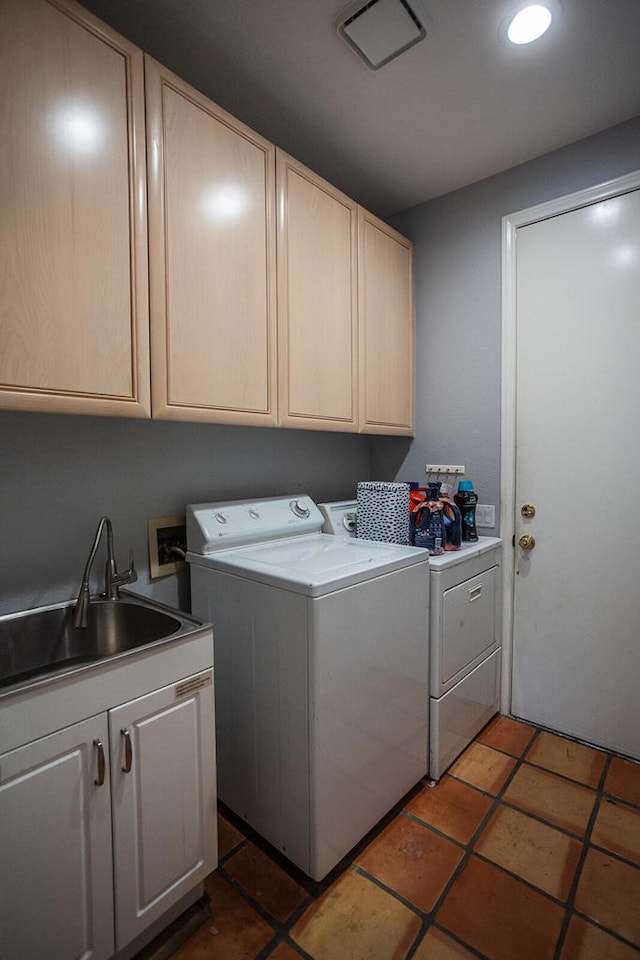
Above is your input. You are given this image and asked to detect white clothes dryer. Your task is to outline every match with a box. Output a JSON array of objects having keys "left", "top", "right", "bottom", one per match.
[
  {"left": 319, "top": 500, "right": 502, "bottom": 781},
  {"left": 186, "top": 495, "right": 430, "bottom": 881}
]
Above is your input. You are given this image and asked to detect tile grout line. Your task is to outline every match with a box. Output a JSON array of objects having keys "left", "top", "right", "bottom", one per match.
[
  {"left": 370, "top": 727, "right": 544, "bottom": 958},
  {"left": 213, "top": 723, "right": 640, "bottom": 960},
  {"left": 361, "top": 734, "right": 640, "bottom": 960},
  {"left": 569, "top": 908, "right": 640, "bottom": 953},
  {"left": 404, "top": 728, "right": 544, "bottom": 955},
  {"left": 421, "top": 923, "right": 492, "bottom": 960},
  {"left": 408, "top": 726, "right": 637, "bottom": 955},
  {"left": 256, "top": 728, "right": 535, "bottom": 960},
  {"left": 401, "top": 807, "right": 469, "bottom": 850},
  {"left": 552, "top": 752, "right": 613, "bottom": 960},
  {"left": 216, "top": 834, "right": 251, "bottom": 868}
]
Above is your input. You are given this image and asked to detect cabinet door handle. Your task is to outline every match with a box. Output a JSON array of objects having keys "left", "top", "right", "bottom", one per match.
[
  {"left": 94, "top": 738, "right": 106, "bottom": 786},
  {"left": 469, "top": 584, "right": 482, "bottom": 602},
  {"left": 121, "top": 728, "right": 133, "bottom": 773}
]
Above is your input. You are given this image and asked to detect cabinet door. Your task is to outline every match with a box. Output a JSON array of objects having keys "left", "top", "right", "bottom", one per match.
[
  {"left": 0, "top": 715, "right": 114, "bottom": 960},
  {"left": 146, "top": 58, "right": 277, "bottom": 425},
  {"left": 358, "top": 209, "right": 414, "bottom": 435},
  {"left": 277, "top": 151, "right": 358, "bottom": 431},
  {"left": 109, "top": 670, "right": 217, "bottom": 950},
  {"left": 0, "top": 0, "right": 150, "bottom": 417}
]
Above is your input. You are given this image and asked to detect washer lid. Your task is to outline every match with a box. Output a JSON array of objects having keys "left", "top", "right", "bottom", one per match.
[{"left": 187, "top": 532, "right": 429, "bottom": 596}]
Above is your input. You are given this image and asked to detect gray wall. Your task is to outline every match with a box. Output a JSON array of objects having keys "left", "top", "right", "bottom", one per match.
[
  {"left": 0, "top": 413, "right": 371, "bottom": 615},
  {"left": 3, "top": 6, "right": 639, "bottom": 621},
  {"left": 375, "top": 114, "right": 640, "bottom": 519}
]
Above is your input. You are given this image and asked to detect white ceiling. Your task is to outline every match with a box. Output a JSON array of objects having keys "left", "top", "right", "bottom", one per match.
[{"left": 82, "top": 0, "right": 640, "bottom": 216}]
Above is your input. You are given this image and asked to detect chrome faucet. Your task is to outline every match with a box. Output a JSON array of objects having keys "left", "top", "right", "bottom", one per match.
[{"left": 73, "top": 516, "right": 137, "bottom": 627}]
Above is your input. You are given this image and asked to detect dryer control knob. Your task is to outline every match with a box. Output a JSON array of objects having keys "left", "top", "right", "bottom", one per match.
[
  {"left": 343, "top": 513, "right": 357, "bottom": 532},
  {"left": 290, "top": 499, "right": 311, "bottom": 518}
]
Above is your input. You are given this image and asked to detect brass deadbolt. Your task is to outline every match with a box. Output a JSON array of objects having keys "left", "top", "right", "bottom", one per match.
[
  {"left": 521, "top": 504, "right": 536, "bottom": 519},
  {"left": 519, "top": 534, "right": 536, "bottom": 551}
]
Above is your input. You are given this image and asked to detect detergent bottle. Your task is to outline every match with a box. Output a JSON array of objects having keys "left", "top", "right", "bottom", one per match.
[
  {"left": 439, "top": 483, "right": 462, "bottom": 550},
  {"left": 412, "top": 483, "right": 445, "bottom": 555},
  {"left": 454, "top": 480, "right": 479, "bottom": 542}
]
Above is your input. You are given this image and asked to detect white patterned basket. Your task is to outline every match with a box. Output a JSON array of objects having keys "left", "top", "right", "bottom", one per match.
[{"left": 356, "top": 481, "right": 410, "bottom": 544}]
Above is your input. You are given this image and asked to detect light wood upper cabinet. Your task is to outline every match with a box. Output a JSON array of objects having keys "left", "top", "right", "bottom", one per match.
[
  {"left": 358, "top": 209, "right": 414, "bottom": 435},
  {"left": 0, "top": 0, "right": 150, "bottom": 417},
  {"left": 277, "top": 151, "right": 358, "bottom": 431},
  {"left": 146, "top": 58, "right": 278, "bottom": 425},
  {"left": 1, "top": 0, "right": 414, "bottom": 435}
]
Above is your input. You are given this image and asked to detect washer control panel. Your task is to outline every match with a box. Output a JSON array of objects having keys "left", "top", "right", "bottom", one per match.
[{"left": 186, "top": 495, "right": 323, "bottom": 554}]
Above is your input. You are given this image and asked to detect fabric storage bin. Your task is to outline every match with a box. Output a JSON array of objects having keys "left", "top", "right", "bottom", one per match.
[{"left": 356, "top": 481, "right": 410, "bottom": 544}]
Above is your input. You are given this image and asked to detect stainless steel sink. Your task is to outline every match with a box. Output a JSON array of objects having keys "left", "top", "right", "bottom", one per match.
[{"left": 0, "top": 596, "right": 203, "bottom": 692}]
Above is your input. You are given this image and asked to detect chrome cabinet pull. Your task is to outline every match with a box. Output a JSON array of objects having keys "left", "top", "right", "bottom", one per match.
[
  {"left": 469, "top": 584, "right": 482, "bottom": 602},
  {"left": 94, "top": 738, "right": 106, "bottom": 786},
  {"left": 121, "top": 728, "right": 133, "bottom": 773}
]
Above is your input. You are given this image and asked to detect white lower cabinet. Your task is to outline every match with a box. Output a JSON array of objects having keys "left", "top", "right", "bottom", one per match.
[
  {"left": 0, "top": 714, "right": 115, "bottom": 960},
  {"left": 0, "top": 668, "right": 216, "bottom": 960},
  {"left": 110, "top": 677, "right": 217, "bottom": 950}
]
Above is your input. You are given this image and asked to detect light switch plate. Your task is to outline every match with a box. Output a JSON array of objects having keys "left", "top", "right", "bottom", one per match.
[{"left": 476, "top": 504, "right": 496, "bottom": 528}]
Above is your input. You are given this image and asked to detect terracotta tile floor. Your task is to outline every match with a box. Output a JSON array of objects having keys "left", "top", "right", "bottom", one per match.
[{"left": 156, "top": 716, "right": 640, "bottom": 960}]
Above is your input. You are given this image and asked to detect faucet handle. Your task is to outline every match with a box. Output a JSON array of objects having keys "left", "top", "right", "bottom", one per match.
[
  {"left": 106, "top": 548, "right": 137, "bottom": 598},
  {"left": 116, "top": 548, "right": 137, "bottom": 586},
  {"left": 124, "top": 548, "right": 138, "bottom": 585}
]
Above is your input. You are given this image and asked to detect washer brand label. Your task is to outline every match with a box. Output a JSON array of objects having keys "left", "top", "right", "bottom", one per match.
[{"left": 175, "top": 671, "right": 212, "bottom": 700}]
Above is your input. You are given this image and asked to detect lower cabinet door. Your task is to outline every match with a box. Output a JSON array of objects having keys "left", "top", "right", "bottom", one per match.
[
  {"left": 109, "top": 670, "right": 217, "bottom": 950},
  {"left": 0, "top": 715, "right": 115, "bottom": 960}
]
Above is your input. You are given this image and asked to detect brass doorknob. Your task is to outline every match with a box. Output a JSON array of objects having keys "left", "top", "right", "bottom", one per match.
[
  {"left": 519, "top": 534, "right": 536, "bottom": 551},
  {"left": 521, "top": 504, "right": 536, "bottom": 519}
]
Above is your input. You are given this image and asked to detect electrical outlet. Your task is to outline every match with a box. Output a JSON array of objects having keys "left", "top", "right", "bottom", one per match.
[
  {"left": 425, "top": 464, "right": 465, "bottom": 475},
  {"left": 476, "top": 504, "right": 495, "bottom": 528}
]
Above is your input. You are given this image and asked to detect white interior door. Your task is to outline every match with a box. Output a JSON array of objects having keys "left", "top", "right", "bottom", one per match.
[{"left": 511, "top": 186, "right": 640, "bottom": 759}]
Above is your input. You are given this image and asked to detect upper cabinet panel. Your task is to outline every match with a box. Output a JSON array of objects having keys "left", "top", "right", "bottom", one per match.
[
  {"left": 0, "top": 0, "right": 150, "bottom": 417},
  {"left": 358, "top": 210, "right": 414, "bottom": 436},
  {"left": 277, "top": 151, "right": 358, "bottom": 432},
  {"left": 146, "top": 58, "right": 278, "bottom": 425}
]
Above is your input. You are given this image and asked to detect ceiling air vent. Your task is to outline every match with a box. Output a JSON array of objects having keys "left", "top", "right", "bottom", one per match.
[{"left": 337, "top": 0, "right": 427, "bottom": 70}]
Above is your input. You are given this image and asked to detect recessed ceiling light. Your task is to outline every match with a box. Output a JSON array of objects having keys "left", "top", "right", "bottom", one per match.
[{"left": 507, "top": 4, "right": 553, "bottom": 44}]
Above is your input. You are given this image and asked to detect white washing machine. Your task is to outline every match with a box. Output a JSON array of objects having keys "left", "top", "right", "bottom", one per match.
[
  {"left": 186, "top": 495, "right": 430, "bottom": 881},
  {"left": 320, "top": 501, "right": 502, "bottom": 781}
]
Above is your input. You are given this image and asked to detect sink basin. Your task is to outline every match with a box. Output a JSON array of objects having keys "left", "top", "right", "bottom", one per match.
[{"left": 0, "top": 598, "right": 187, "bottom": 691}]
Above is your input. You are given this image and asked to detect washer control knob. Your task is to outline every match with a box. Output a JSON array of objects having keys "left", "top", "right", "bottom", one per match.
[
  {"left": 249, "top": 508, "right": 260, "bottom": 519},
  {"left": 214, "top": 512, "right": 227, "bottom": 524},
  {"left": 290, "top": 499, "right": 311, "bottom": 518}
]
